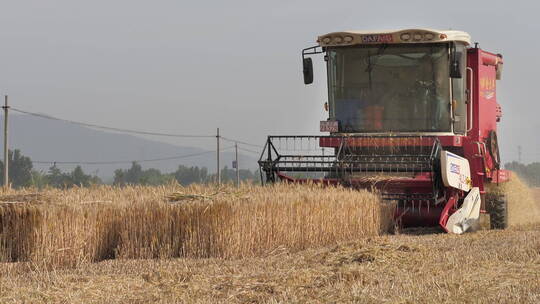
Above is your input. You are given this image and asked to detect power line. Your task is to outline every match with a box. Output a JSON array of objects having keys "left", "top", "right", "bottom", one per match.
[
  {"left": 12, "top": 107, "right": 266, "bottom": 148},
  {"left": 238, "top": 146, "right": 262, "bottom": 155},
  {"left": 221, "top": 136, "right": 264, "bottom": 148},
  {"left": 32, "top": 146, "right": 234, "bottom": 166},
  {"left": 11, "top": 108, "right": 215, "bottom": 138}
]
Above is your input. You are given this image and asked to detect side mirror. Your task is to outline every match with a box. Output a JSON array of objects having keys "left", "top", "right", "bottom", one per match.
[
  {"left": 303, "top": 57, "right": 313, "bottom": 84},
  {"left": 450, "top": 60, "right": 462, "bottom": 78},
  {"left": 496, "top": 62, "right": 503, "bottom": 80}
]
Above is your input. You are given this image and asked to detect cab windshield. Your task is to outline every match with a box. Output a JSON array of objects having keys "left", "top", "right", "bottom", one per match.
[{"left": 327, "top": 43, "right": 451, "bottom": 132}]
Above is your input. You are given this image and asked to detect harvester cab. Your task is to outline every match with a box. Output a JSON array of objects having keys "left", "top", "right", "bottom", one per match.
[{"left": 259, "top": 29, "right": 510, "bottom": 233}]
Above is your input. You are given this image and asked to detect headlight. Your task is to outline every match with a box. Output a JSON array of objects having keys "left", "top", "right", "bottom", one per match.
[
  {"left": 322, "top": 37, "right": 331, "bottom": 44},
  {"left": 334, "top": 36, "right": 343, "bottom": 44},
  {"left": 400, "top": 33, "right": 411, "bottom": 41},
  {"left": 344, "top": 36, "right": 354, "bottom": 43},
  {"left": 424, "top": 33, "right": 434, "bottom": 40},
  {"left": 413, "top": 33, "right": 423, "bottom": 41}
]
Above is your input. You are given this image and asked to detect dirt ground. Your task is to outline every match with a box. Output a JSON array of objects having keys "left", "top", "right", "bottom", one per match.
[{"left": 0, "top": 190, "right": 539, "bottom": 304}]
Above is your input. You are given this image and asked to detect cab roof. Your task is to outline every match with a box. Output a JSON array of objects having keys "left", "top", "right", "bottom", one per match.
[{"left": 317, "top": 29, "right": 471, "bottom": 47}]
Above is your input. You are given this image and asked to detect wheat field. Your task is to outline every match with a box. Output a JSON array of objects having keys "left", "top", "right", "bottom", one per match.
[
  {"left": 0, "top": 183, "right": 392, "bottom": 267},
  {"left": 0, "top": 182, "right": 539, "bottom": 303}
]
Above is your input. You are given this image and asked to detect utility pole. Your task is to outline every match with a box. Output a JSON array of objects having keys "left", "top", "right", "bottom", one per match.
[
  {"left": 3, "top": 95, "right": 8, "bottom": 189},
  {"left": 235, "top": 142, "right": 240, "bottom": 187},
  {"left": 518, "top": 145, "right": 522, "bottom": 163},
  {"left": 216, "top": 128, "right": 220, "bottom": 185}
]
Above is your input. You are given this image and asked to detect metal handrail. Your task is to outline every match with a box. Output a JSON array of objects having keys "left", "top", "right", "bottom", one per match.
[{"left": 466, "top": 67, "right": 474, "bottom": 134}]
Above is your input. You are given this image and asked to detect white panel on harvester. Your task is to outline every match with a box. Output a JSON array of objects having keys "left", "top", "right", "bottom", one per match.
[{"left": 440, "top": 150, "right": 472, "bottom": 192}]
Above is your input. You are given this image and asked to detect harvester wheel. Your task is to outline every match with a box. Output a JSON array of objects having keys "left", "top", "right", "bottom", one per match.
[{"left": 486, "top": 193, "right": 508, "bottom": 229}]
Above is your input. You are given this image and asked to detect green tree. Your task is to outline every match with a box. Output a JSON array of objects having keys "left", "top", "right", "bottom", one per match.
[
  {"left": 125, "top": 162, "right": 143, "bottom": 184},
  {"left": 46, "top": 164, "right": 71, "bottom": 188},
  {"left": 139, "top": 168, "right": 174, "bottom": 186},
  {"left": 174, "top": 165, "right": 208, "bottom": 185},
  {"left": 114, "top": 162, "right": 173, "bottom": 186},
  {"left": 0, "top": 149, "right": 34, "bottom": 188},
  {"left": 70, "top": 166, "right": 101, "bottom": 187},
  {"left": 45, "top": 164, "right": 101, "bottom": 188},
  {"left": 113, "top": 169, "right": 126, "bottom": 186}
]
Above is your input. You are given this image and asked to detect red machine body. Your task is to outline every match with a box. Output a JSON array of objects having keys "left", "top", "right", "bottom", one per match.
[{"left": 259, "top": 30, "right": 509, "bottom": 232}]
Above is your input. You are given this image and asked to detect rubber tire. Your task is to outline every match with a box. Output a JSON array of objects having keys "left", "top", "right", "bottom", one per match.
[{"left": 487, "top": 193, "right": 508, "bottom": 229}]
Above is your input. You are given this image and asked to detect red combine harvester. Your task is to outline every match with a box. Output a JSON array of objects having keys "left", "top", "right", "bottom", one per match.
[{"left": 259, "top": 29, "right": 510, "bottom": 233}]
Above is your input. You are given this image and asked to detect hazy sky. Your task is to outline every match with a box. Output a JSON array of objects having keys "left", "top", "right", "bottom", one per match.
[{"left": 1, "top": 0, "right": 538, "bottom": 163}]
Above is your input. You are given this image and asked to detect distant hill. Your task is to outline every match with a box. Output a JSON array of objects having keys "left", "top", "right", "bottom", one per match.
[{"left": 1, "top": 114, "right": 259, "bottom": 180}]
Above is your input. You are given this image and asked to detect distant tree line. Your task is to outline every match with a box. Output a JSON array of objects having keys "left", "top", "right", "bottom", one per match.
[
  {"left": 0, "top": 149, "right": 259, "bottom": 189},
  {"left": 504, "top": 161, "right": 540, "bottom": 186},
  {"left": 0, "top": 150, "right": 101, "bottom": 188},
  {"left": 113, "top": 162, "right": 257, "bottom": 186}
]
